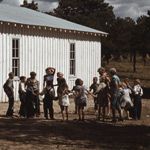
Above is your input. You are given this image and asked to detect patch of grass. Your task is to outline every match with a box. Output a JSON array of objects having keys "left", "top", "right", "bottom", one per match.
[{"left": 102, "top": 56, "right": 150, "bottom": 87}]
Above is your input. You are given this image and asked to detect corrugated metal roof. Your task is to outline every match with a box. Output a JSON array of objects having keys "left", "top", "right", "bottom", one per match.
[{"left": 0, "top": 4, "right": 107, "bottom": 35}]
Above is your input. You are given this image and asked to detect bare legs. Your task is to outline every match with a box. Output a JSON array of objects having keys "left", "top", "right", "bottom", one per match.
[
  {"left": 60, "top": 106, "right": 69, "bottom": 121},
  {"left": 78, "top": 106, "right": 84, "bottom": 121}
]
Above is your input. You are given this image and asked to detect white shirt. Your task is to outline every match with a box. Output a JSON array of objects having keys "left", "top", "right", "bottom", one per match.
[
  {"left": 19, "top": 82, "right": 26, "bottom": 93},
  {"left": 134, "top": 85, "right": 143, "bottom": 96}
]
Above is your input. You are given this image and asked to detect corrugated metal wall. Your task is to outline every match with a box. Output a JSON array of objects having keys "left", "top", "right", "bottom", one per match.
[{"left": 0, "top": 23, "right": 101, "bottom": 102}]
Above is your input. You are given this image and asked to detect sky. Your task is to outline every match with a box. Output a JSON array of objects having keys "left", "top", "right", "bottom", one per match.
[{"left": 1, "top": 0, "right": 149, "bottom": 20}]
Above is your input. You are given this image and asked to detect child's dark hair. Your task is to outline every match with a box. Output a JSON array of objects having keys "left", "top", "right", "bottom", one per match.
[
  {"left": 20, "top": 76, "right": 26, "bottom": 81},
  {"left": 60, "top": 82, "right": 68, "bottom": 90},
  {"left": 75, "top": 78, "right": 83, "bottom": 86},
  {"left": 45, "top": 67, "right": 51, "bottom": 72},
  {"left": 9, "top": 72, "right": 14, "bottom": 76},
  {"left": 93, "top": 77, "right": 98, "bottom": 81}
]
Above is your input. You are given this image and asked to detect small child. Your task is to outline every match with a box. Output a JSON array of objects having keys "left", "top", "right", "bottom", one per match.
[
  {"left": 75, "top": 78, "right": 95, "bottom": 121},
  {"left": 40, "top": 80, "right": 55, "bottom": 120},
  {"left": 43, "top": 67, "right": 56, "bottom": 87},
  {"left": 94, "top": 76, "right": 108, "bottom": 121},
  {"left": 89, "top": 77, "right": 99, "bottom": 112},
  {"left": 119, "top": 82, "right": 133, "bottom": 120},
  {"left": 72, "top": 84, "right": 78, "bottom": 114},
  {"left": 55, "top": 72, "right": 66, "bottom": 99},
  {"left": 133, "top": 79, "right": 143, "bottom": 120},
  {"left": 3, "top": 72, "right": 14, "bottom": 117},
  {"left": 25, "top": 80, "right": 37, "bottom": 118},
  {"left": 124, "top": 78, "right": 134, "bottom": 118},
  {"left": 58, "top": 82, "right": 71, "bottom": 121},
  {"left": 18, "top": 76, "right": 26, "bottom": 117}
]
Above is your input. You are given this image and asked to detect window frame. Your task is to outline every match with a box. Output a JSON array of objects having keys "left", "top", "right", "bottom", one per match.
[
  {"left": 12, "top": 38, "right": 20, "bottom": 79},
  {"left": 69, "top": 42, "right": 76, "bottom": 76}
]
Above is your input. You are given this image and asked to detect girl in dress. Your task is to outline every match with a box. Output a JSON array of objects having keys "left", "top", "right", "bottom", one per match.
[
  {"left": 58, "top": 82, "right": 71, "bottom": 121},
  {"left": 120, "top": 82, "right": 133, "bottom": 120},
  {"left": 43, "top": 67, "right": 55, "bottom": 87},
  {"left": 75, "top": 78, "right": 95, "bottom": 121}
]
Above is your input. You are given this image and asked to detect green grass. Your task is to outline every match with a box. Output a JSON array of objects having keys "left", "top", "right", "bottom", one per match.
[{"left": 102, "top": 56, "right": 150, "bottom": 87}]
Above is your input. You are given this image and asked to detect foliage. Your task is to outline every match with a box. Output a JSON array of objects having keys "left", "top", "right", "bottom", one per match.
[
  {"left": 45, "top": 1, "right": 150, "bottom": 71},
  {"left": 20, "top": 0, "right": 38, "bottom": 11}
]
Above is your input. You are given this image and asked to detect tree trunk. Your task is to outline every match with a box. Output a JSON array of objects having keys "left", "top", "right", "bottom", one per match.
[
  {"left": 130, "top": 52, "right": 133, "bottom": 62},
  {"left": 133, "top": 51, "right": 136, "bottom": 72}
]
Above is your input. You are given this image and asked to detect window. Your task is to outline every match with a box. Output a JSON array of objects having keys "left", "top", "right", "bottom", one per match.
[
  {"left": 12, "top": 39, "right": 20, "bottom": 76},
  {"left": 70, "top": 43, "right": 76, "bottom": 76}
]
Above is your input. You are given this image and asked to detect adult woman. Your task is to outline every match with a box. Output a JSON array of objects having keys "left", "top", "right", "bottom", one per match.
[{"left": 109, "top": 68, "right": 122, "bottom": 122}]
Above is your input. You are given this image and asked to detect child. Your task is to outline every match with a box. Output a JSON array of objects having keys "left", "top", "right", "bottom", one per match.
[
  {"left": 25, "top": 79, "right": 37, "bottom": 118},
  {"left": 119, "top": 82, "right": 133, "bottom": 120},
  {"left": 75, "top": 78, "right": 95, "bottom": 121},
  {"left": 133, "top": 79, "right": 143, "bottom": 120},
  {"left": 58, "top": 82, "right": 71, "bottom": 121},
  {"left": 124, "top": 78, "right": 134, "bottom": 118},
  {"left": 72, "top": 84, "right": 78, "bottom": 114},
  {"left": 97, "top": 67, "right": 111, "bottom": 117},
  {"left": 26, "top": 72, "right": 40, "bottom": 117},
  {"left": 40, "top": 80, "right": 55, "bottom": 120},
  {"left": 43, "top": 67, "right": 56, "bottom": 87},
  {"left": 18, "top": 76, "right": 26, "bottom": 117},
  {"left": 89, "top": 77, "right": 99, "bottom": 112},
  {"left": 55, "top": 72, "right": 66, "bottom": 99},
  {"left": 94, "top": 76, "right": 109, "bottom": 121},
  {"left": 3, "top": 72, "right": 14, "bottom": 117}
]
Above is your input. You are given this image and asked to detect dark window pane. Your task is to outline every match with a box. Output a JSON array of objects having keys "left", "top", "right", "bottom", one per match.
[
  {"left": 16, "top": 40, "right": 19, "bottom": 49},
  {"left": 13, "top": 49, "right": 15, "bottom": 57},
  {"left": 16, "top": 49, "right": 19, "bottom": 57},
  {"left": 13, "top": 40, "right": 15, "bottom": 49},
  {"left": 15, "top": 68, "right": 18, "bottom": 76}
]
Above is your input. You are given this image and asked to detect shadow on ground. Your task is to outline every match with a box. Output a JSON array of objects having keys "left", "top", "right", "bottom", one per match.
[{"left": 0, "top": 118, "right": 149, "bottom": 150}]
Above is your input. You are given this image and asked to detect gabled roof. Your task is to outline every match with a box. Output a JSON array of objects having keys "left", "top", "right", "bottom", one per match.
[{"left": 0, "top": 4, "right": 107, "bottom": 35}]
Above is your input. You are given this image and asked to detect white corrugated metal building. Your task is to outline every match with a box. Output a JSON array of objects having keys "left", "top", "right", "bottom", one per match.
[{"left": 0, "top": 4, "right": 107, "bottom": 102}]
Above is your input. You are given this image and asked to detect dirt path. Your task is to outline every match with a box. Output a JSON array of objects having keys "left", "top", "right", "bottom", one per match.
[{"left": 0, "top": 98, "right": 150, "bottom": 150}]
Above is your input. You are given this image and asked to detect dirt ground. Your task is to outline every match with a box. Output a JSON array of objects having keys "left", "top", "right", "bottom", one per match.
[{"left": 0, "top": 97, "right": 150, "bottom": 150}]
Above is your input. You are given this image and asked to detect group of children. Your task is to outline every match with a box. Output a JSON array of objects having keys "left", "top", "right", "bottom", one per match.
[
  {"left": 90, "top": 67, "right": 143, "bottom": 122},
  {"left": 3, "top": 67, "right": 143, "bottom": 122}
]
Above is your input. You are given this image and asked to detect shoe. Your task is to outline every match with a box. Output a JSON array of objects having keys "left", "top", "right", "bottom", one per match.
[
  {"left": 127, "top": 117, "right": 132, "bottom": 120},
  {"left": 54, "top": 97, "right": 58, "bottom": 100}
]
